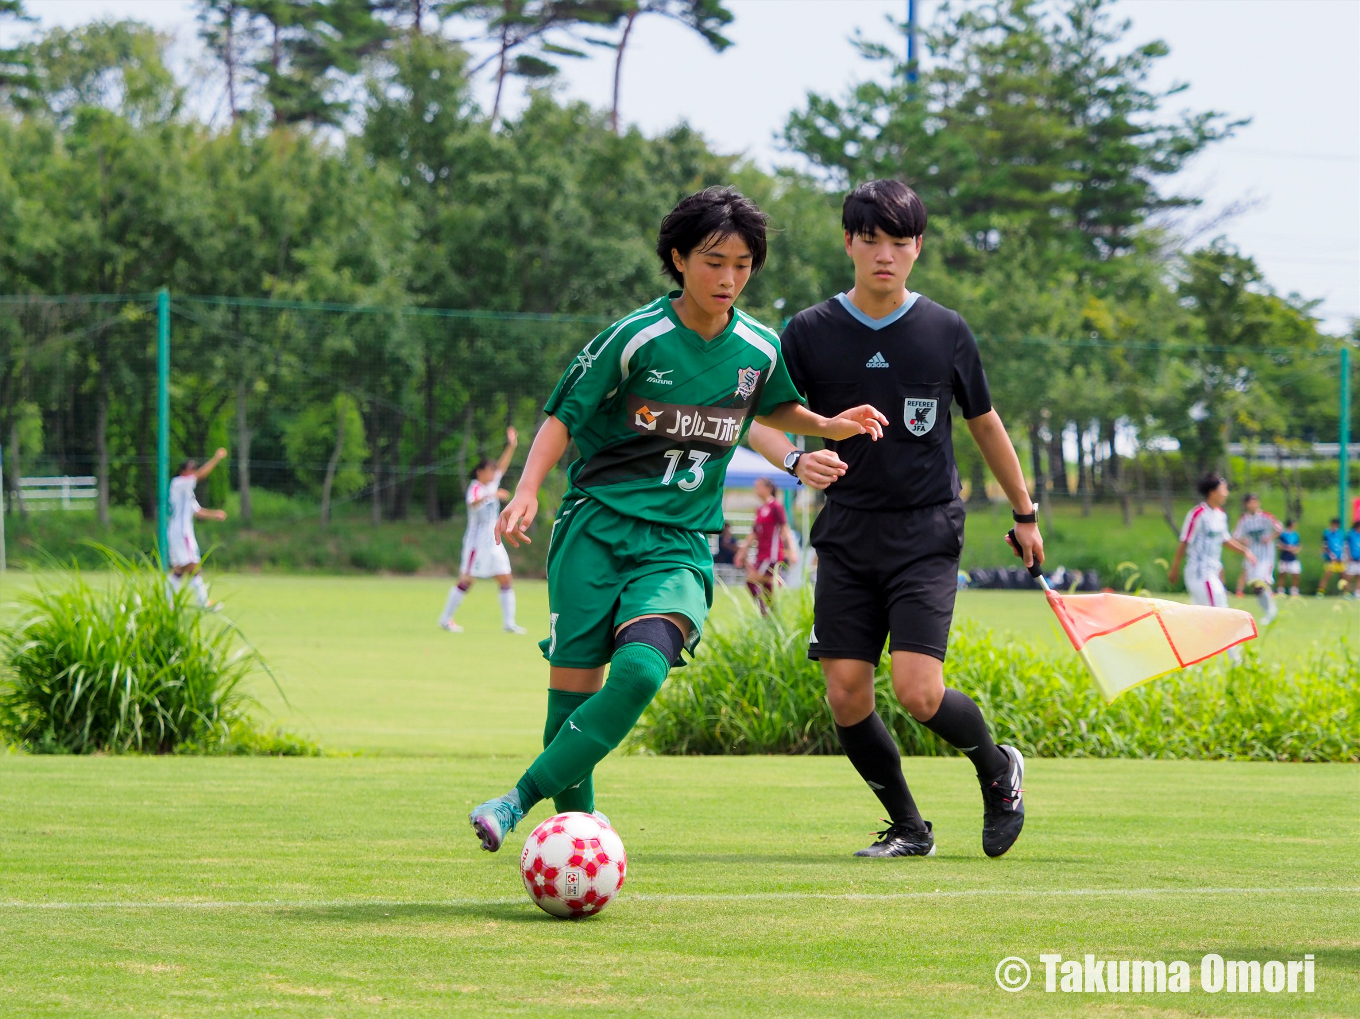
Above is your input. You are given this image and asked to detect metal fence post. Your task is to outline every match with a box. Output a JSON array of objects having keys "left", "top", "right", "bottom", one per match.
[
  {"left": 0, "top": 441, "right": 6, "bottom": 573},
  {"left": 1341, "top": 344, "right": 1352, "bottom": 526},
  {"left": 157, "top": 288, "right": 170, "bottom": 567}
]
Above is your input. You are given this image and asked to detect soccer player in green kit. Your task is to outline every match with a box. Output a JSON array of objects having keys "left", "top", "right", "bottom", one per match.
[{"left": 469, "top": 187, "right": 887, "bottom": 851}]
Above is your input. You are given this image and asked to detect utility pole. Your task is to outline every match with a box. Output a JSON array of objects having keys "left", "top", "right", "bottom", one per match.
[
  {"left": 906, "top": 0, "right": 918, "bottom": 83},
  {"left": 1340, "top": 343, "right": 1352, "bottom": 526}
]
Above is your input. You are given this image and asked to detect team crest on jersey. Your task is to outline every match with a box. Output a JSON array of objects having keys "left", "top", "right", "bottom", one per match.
[
  {"left": 735, "top": 366, "right": 761, "bottom": 400},
  {"left": 634, "top": 404, "right": 662, "bottom": 431},
  {"left": 904, "top": 398, "right": 937, "bottom": 436}
]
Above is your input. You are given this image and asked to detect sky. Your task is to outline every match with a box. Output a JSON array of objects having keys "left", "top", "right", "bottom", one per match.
[{"left": 5, "top": 0, "right": 1358, "bottom": 332}]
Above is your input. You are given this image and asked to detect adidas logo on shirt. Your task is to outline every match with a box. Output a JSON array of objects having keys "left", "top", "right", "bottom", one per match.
[{"left": 866, "top": 351, "right": 890, "bottom": 368}]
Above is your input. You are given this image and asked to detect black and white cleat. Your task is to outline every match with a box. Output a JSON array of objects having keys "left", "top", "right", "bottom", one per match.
[
  {"left": 981, "top": 744, "right": 1025, "bottom": 858},
  {"left": 853, "top": 820, "right": 935, "bottom": 857}
]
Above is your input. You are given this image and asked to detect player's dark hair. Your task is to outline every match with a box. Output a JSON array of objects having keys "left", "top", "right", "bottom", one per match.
[
  {"left": 1196, "top": 472, "right": 1225, "bottom": 499},
  {"left": 1242, "top": 492, "right": 1258, "bottom": 505},
  {"left": 472, "top": 458, "right": 494, "bottom": 478},
  {"left": 656, "top": 186, "right": 768, "bottom": 286},
  {"left": 842, "top": 179, "right": 928, "bottom": 240},
  {"left": 180, "top": 458, "right": 197, "bottom": 474},
  {"left": 1329, "top": 517, "right": 1340, "bottom": 525},
  {"left": 1285, "top": 518, "right": 1295, "bottom": 527}
]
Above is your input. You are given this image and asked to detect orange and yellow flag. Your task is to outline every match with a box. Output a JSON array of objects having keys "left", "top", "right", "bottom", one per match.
[{"left": 1044, "top": 590, "right": 1257, "bottom": 701}]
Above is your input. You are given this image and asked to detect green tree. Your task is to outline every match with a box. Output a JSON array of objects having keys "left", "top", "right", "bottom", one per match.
[
  {"left": 1157, "top": 241, "right": 1328, "bottom": 478},
  {"left": 447, "top": 1, "right": 626, "bottom": 123},
  {"left": 785, "top": 0, "right": 1238, "bottom": 267},
  {"left": 604, "top": 0, "right": 731, "bottom": 132}
]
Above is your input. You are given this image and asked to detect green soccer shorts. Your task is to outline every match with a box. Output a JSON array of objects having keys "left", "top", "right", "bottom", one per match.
[{"left": 539, "top": 495, "right": 713, "bottom": 668}]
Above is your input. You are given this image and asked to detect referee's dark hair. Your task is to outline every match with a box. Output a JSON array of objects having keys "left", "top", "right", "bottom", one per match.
[
  {"left": 843, "top": 179, "right": 928, "bottom": 240},
  {"left": 1196, "top": 472, "right": 1226, "bottom": 499},
  {"left": 656, "top": 186, "right": 768, "bottom": 286}
]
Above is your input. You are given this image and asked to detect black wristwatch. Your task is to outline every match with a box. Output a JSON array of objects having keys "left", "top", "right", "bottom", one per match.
[
  {"left": 1012, "top": 507, "right": 1037, "bottom": 523},
  {"left": 783, "top": 449, "right": 805, "bottom": 483}
]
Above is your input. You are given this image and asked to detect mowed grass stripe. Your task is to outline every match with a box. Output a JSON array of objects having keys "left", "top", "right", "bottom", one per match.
[
  {"left": 1, "top": 575, "right": 1357, "bottom": 1016},
  {"left": 3, "top": 886, "right": 1359, "bottom": 909}
]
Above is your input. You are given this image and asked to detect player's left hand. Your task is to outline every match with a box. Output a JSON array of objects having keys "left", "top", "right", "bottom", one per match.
[
  {"left": 824, "top": 404, "right": 888, "bottom": 441},
  {"left": 1006, "top": 521, "right": 1044, "bottom": 570},
  {"left": 1245, "top": 550, "right": 1257, "bottom": 565},
  {"left": 496, "top": 491, "right": 538, "bottom": 547},
  {"left": 506, "top": 426, "right": 518, "bottom": 446},
  {"left": 212, "top": 509, "right": 227, "bottom": 522},
  {"left": 214, "top": 447, "right": 227, "bottom": 459}
]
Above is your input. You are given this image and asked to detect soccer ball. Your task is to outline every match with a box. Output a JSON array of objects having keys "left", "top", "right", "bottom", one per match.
[{"left": 520, "top": 811, "right": 627, "bottom": 918}]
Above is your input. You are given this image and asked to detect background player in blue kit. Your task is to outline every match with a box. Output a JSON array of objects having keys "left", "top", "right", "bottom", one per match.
[
  {"left": 1345, "top": 520, "right": 1360, "bottom": 599},
  {"left": 1318, "top": 518, "right": 1344, "bottom": 597},
  {"left": 1276, "top": 519, "right": 1302, "bottom": 597}
]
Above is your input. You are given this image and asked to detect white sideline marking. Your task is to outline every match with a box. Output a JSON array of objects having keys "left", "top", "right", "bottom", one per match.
[{"left": 0, "top": 887, "right": 1356, "bottom": 910}]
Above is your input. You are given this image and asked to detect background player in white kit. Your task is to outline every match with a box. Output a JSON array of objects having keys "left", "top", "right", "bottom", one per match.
[
  {"left": 1168, "top": 473, "right": 1255, "bottom": 625},
  {"left": 1232, "top": 492, "right": 1282, "bottom": 623},
  {"left": 167, "top": 448, "right": 228, "bottom": 608},
  {"left": 439, "top": 427, "right": 523, "bottom": 633}
]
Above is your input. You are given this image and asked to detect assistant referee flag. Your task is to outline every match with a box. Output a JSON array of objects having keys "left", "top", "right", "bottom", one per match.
[
  {"left": 1006, "top": 531, "right": 1257, "bottom": 700},
  {"left": 1045, "top": 589, "right": 1257, "bottom": 701}
]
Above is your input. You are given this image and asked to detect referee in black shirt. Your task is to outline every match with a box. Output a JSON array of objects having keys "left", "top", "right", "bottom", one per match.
[{"left": 750, "top": 180, "right": 1044, "bottom": 858}]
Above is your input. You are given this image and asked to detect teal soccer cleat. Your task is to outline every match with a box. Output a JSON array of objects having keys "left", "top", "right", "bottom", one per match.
[{"left": 469, "top": 790, "right": 525, "bottom": 852}]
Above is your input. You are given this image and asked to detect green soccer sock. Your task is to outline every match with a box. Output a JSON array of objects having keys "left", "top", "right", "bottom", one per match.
[
  {"left": 543, "top": 688, "right": 596, "bottom": 813},
  {"left": 516, "top": 642, "right": 671, "bottom": 811}
]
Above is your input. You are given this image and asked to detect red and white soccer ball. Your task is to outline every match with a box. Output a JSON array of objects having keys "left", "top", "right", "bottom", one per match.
[{"left": 520, "top": 811, "right": 627, "bottom": 919}]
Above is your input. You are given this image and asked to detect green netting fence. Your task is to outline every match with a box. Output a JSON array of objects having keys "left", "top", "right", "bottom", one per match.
[{"left": 0, "top": 292, "right": 1353, "bottom": 578}]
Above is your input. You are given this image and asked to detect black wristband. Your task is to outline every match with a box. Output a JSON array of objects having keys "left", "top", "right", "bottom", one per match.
[
  {"left": 785, "top": 451, "right": 805, "bottom": 479},
  {"left": 1011, "top": 508, "right": 1037, "bottom": 523}
]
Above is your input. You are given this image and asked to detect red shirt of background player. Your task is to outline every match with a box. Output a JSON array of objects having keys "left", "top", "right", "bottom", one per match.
[{"left": 751, "top": 499, "right": 788, "bottom": 569}]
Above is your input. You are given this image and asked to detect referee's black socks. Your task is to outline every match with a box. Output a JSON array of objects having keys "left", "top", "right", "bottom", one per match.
[
  {"left": 834, "top": 712, "right": 927, "bottom": 832},
  {"left": 919, "top": 688, "right": 1010, "bottom": 783}
]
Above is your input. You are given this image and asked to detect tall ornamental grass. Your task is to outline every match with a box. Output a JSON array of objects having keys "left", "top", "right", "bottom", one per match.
[
  {"left": 631, "top": 586, "right": 1359, "bottom": 762},
  {"left": 0, "top": 548, "right": 314, "bottom": 755}
]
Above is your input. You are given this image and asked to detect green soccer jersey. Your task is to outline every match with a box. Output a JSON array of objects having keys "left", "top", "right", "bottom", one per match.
[{"left": 544, "top": 293, "right": 803, "bottom": 533}]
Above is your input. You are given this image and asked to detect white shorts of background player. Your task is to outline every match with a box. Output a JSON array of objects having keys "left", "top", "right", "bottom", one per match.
[
  {"left": 460, "top": 540, "right": 513, "bottom": 578},
  {"left": 1186, "top": 571, "right": 1229, "bottom": 608},
  {"left": 1242, "top": 555, "right": 1276, "bottom": 587},
  {"left": 1277, "top": 560, "right": 1302, "bottom": 576},
  {"left": 1346, "top": 561, "right": 1360, "bottom": 578},
  {"left": 168, "top": 533, "right": 201, "bottom": 568}
]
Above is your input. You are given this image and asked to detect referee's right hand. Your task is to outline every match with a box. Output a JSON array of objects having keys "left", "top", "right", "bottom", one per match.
[{"left": 795, "top": 449, "right": 847, "bottom": 491}]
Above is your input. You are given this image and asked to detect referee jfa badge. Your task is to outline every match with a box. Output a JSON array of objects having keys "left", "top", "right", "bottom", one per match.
[{"left": 904, "top": 398, "right": 937, "bottom": 435}]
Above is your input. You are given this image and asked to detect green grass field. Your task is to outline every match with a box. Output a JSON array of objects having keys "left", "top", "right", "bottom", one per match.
[{"left": 1, "top": 573, "right": 1357, "bottom": 1016}]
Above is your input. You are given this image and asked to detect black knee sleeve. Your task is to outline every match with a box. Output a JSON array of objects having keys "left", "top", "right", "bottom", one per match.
[{"left": 614, "top": 617, "right": 686, "bottom": 666}]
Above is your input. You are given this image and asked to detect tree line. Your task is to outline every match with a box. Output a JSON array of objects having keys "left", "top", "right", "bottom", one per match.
[{"left": 0, "top": 0, "right": 1350, "bottom": 529}]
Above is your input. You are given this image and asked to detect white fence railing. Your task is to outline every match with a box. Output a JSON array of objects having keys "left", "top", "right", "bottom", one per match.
[{"left": 16, "top": 476, "right": 98, "bottom": 511}]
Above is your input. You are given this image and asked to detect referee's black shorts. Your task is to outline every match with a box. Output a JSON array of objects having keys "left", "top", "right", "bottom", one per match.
[{"left": 808, "top": 498, "right": 965, "bottom": 663}]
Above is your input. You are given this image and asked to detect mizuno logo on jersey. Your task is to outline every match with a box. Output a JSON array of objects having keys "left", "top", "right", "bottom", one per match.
[
  {"left": 647, "top": 369, "right": 674, "bottom": 385},
  {"left": 866, "top": 351, "right": 890, "bottom": 368}
]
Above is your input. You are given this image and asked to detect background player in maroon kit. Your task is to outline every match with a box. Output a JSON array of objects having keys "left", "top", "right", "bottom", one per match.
[{"left": 737, "top": 476, "right": 798, "bottom": 613}]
